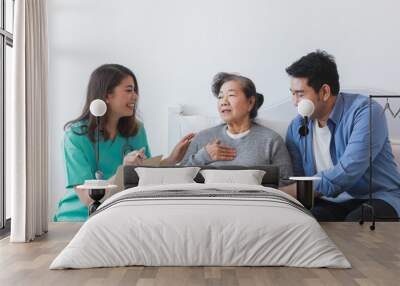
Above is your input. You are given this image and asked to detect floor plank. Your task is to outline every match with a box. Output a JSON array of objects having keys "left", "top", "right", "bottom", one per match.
[{"left": 0, "top": 222, "right": 399, "bottom": 286}]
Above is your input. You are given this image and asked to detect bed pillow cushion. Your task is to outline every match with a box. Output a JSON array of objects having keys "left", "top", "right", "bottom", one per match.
[
  {"left": 200, "top": 169, "right": 266, "bottom": 185},
  {"left": 136, "top": 167, "right": 201, "bottom": 186}
]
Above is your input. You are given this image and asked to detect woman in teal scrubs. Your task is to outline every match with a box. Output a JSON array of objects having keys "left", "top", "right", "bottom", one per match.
[{"left": 54, "top": 64, "right": 193, "bottom": 221}]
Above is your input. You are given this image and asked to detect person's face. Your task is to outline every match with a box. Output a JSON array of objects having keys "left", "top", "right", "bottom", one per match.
[
  {"left": 289, "top": 77, "right": 331, "bottom": 120},
  {"left": 106, "top": 76, "right": 137, "bottom": 118},
  {"left": 217, "top": 80, "right": 255, "bottom": 124}
]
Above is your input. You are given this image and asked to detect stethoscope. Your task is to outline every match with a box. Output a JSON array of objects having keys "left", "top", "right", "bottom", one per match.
[
  {"left": 92, "top": 137, "right": 135, "bottom": 158},
  {"left": 121, "top": 140, "right": 135, "bottom": 157},
  {"left": 91, "top": 135, "right": 135, "bottom": 179}
]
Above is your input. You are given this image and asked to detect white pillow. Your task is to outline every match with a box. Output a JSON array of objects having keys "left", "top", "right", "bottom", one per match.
[
  {"left": 135, "top": 167, "right": 201, "bottom": 186},
  {"left": 200, "top": 169, "right": 266, "bottom": 185}
]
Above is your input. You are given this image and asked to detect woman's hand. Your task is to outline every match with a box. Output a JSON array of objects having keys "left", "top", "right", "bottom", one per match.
[
  {"left": 205, "top": 139, "right": 236, "bottom": 161},
  {"left": 164, "top": 133, "right": 195, "bottom": 165},
  {"left": 123, "top": 147, "right": 147, "bottom": 166}
]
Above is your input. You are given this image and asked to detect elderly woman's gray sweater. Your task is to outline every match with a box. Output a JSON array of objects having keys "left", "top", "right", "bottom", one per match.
[{"left": 180, "top": 123, "right": 293, "bottom": 186}]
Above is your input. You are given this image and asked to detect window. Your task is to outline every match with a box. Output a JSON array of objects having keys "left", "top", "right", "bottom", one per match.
[{"left": 0, "top": 0, "right": 14, "bottom": 234}]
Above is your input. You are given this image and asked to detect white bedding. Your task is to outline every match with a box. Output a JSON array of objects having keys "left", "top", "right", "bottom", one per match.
[{"left": 50, "top": 183, "right": 351, "bottom": 269}]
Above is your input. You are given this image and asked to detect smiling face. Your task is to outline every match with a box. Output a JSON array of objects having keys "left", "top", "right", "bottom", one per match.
[
  {"left": 289, "top": 77, "right": 332, "bottom": 120},
  {"left": 217, "top": 80, "right": 255, "bottom": 124},
  {"left": 106, "top": 76, "right": 137, "bottom": 118}
]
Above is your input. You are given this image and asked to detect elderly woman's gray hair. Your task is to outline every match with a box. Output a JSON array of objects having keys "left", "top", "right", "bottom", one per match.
[{"left": 211, "top": 72, "right": 264, "bottom": 119}]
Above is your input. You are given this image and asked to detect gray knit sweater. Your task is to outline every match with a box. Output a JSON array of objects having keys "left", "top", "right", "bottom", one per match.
[{"left": 181, "top": 123, "right": 293, "bottom": 186}]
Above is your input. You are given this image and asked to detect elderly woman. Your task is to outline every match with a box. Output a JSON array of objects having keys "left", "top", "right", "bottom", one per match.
[{"left": 181, "top": 72, "right": 293, "bottom": 186}]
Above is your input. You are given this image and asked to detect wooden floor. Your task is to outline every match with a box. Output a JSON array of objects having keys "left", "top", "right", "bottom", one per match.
[{"left": 0, "top": 222, "right": 399, "bottom": 286}]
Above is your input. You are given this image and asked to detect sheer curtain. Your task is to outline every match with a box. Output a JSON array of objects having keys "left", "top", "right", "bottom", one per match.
[{"left": 9, "top": 0, "right": 48, "bottom": 242}]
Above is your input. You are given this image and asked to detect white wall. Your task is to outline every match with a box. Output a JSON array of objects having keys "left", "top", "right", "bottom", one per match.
[{"left": 47, "top": 0, "right": 400, "bottom": 217}]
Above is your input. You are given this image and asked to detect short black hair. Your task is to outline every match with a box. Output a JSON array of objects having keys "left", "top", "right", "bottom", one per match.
[
  {"left": 285, "top": 50, "right": 340, "bottom": 96},
  {"left": 211, "top": 72, "right": 264, "bottom": 119}
]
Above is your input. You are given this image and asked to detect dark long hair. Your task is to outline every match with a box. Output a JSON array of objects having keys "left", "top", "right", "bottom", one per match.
[
  {"left": 211, "top": 72, "right": 264, "bottom": 119},
  {"left": 64, "top": 64, "right": 140, "bottom": 142}
]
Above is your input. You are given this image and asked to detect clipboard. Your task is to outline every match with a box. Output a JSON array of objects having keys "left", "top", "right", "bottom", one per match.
[
  {"left": 141, "top": 155, "right": 163, "bottom": 167},
  {"left": 112, "top": 155, "right": 164, "bottom": 190}
]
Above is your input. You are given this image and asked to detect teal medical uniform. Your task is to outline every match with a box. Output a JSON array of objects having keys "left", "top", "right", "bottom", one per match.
[{"left": 54, "top": 120, "right": 151, "bottom": 221}]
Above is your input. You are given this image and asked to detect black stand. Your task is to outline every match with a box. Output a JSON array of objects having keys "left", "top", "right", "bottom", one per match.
[
  {"left": 298, "top": 116, "right": 309, "bottom": 163},
  {"left": 359, "top": 95, "right": 400, "bottom": 230},
  {"left": 296, "top": 180, "right": 314, "bottom": 210},
  {"left": 88, "top": 116, "right": 105, "bottom": 216},
  {"left": 290, "top": 177, "right": 318, "bottom": 210},
  {"left": 88, "top": 188, "right": 105, "bottom": 215}
]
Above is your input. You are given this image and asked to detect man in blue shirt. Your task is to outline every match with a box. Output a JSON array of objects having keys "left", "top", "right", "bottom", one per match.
[{"left": 283, "top": 50, "right": 400, "bottom": 221}]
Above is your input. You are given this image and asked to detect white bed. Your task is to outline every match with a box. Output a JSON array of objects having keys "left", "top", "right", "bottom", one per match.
[
  {"left": 50, "top": 92, "right": 399, "bottom": 270},
  {"left": 50, "top": 183, "right": 351, "bottom": 269}
]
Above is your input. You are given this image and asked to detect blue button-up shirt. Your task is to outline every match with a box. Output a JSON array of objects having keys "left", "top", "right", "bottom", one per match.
[{"left": 286, "top": 92, "right": 400, "bottom": 215}]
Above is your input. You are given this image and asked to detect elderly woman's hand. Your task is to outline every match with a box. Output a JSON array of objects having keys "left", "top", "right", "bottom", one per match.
[
  {"left": 205, "top": 139, "right": 236, "bottom": 161},
  {"left": 164, "top": 133, "right": 195, "bottom": 165}
]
